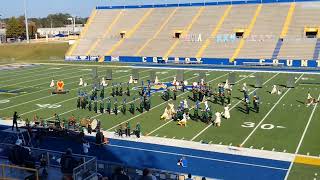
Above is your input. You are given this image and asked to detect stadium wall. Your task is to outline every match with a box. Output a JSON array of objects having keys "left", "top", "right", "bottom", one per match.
[
  {"left": 96, "top": 0, "right": 320, "bottom": 10},
  {"left": 65, "top": 55, "right": 320, "bottom": 68}
]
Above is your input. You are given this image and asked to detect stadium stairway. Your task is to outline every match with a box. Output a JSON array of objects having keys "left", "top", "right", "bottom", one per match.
[
  {"left": 271, "top": 38, "right": 284, "bottom": 59},
  {"left": 68, "top": 2, "right": 320, "bottom": 61},
  {"left": 312, "top": 38, "right": 320, "bottom": 60},
  {"left": 238, "top": 4, "right": 289, "bottom": 59},
  {"left": 278, "top": 3, "right": 320, "bottom": 60}
]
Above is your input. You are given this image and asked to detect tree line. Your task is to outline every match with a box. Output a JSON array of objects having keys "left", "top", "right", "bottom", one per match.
[{"left": 3, "top": 13, "right": 87, "bottom": 39}]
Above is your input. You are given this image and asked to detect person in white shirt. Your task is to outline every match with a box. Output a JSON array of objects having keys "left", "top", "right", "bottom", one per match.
[
  {"left": 271, "top": 85, "right": 277, "bottom": 94},
  {"left": 214, "top": 112, "right": 222, "bottom": 127},
  {"left": 83, "top": 141, "right": 90, "bottom": 154},
  {"left": 223, "top": 105, "right": 230, "bottom": 119},
  {"left": 50, "top": 79, "right": 55, "bottom": 88},
  {"left": 79, "top": 77, "right": 84, "bottom": 86}
]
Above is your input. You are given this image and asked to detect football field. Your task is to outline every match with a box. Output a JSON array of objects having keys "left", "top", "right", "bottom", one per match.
[{"left": 0, "top": 63, "right": 319, "bottom": 179}]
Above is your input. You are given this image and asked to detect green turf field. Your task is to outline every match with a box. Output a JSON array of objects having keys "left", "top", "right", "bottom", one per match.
[
  {"left": 0, "top": 42, "right": 68, "bottom": 63},
  {"left": 0, "top": 63, "right": 319, "bottom": 179}
]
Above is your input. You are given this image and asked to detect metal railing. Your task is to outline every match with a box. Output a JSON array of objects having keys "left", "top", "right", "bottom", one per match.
[{"left": 0, "top": 164, "right": 39, "bottom": 180}]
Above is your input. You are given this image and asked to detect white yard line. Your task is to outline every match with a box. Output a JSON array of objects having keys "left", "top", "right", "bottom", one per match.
[
  {"left": 4, "top": 68, "right": 130, "bottom": 100},
  {"left": 284, "top": 93, "right": 320, "bottom": 180},
  {"left": 107, "top": 72, "right": 230, "bottom": 131},
  {"left": 0, "top": 66, "right": 81, "bottom": 88},
  {"left": 240, "top": 74, "right": 304, "bottom": 146},
  {"left": 189, "top": 72, "right": 279, "bottom": 141},
  {"left": 43, "top": 71, "right": 176, "bottom": 121},
  {"left": 4, "top": 67, "right": 97, "bottom": 93},
  {"left": 148, "top": 72, "right": 256, "bottom": 136},
  {"left": 0, "top": 65, "right": 58, "bottom": 80},
  {"left": 19, "top": 72, "right": 153, "bottom": 116},
  {"left": 2, "top": 70, "right": 149, "bottom": 111},
  {"left": 107, "top": 144, "right": 288, "bottom": 171}
]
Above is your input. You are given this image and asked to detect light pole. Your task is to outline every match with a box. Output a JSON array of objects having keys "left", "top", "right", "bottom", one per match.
[
  {"left": 67, "top": 17, "right": 76, "bottom": 35},
  {"left": 24, "top": 0, "right": 30, "bottom": 43}
]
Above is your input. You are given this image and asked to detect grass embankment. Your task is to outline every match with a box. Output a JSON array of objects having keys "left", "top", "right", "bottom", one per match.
[{"left": 0, "top": 42, "right": 69, "bottom": 63}]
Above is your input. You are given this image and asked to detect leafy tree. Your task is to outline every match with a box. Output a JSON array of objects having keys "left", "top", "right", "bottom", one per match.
[{"left": 6, "top": 17, "right": 24, "bottom": 39}]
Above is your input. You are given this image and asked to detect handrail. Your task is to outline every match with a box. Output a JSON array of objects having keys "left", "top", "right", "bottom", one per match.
[{"left": 0, "top": 164, "right": 39, "bottom": 180}]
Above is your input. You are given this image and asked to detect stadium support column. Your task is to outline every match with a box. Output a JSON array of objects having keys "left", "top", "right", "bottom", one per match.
[{"left": 24, "top": 0, "right": 30, "bottom": 43}]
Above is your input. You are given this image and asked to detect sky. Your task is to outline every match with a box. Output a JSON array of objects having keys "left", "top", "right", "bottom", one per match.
[{"left": 0, "top": 0, "right": 204, "bottom": 18}]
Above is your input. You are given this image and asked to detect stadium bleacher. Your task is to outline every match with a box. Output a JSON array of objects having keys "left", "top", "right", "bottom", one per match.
[{"left": 67, "top": 1, "right": 320, "bottom": 62}]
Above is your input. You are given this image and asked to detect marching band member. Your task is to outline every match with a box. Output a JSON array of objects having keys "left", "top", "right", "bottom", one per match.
[
  {"left": 50, "top": 79, "right": 55, "bottom": 88},
  {"left": 224, "top": 79, "right": 230, "bottom": 90},
  {"left": 177, "top": 112, "right": 188, "bottom": 127},
  {"left": 242, "top": 82, "right": 248, "bottom": 92},
  {"left": 204, "top": 100, "right": 210, "bottom": 111},
  {"left": 161, "top": 107, "right": 170, "bottom": 121},
  {"left": 214, "top": 112, "right": 222, "bottom": 127},
  {"left": 200, "top": 79, "right": 205, "bottom": 86},
  {"left": 154, "top": 76, "right": 159, "bottom": 84},
  {"left": 79, "top": 77, "right": 84, "bottom": 86},
  {"left": 100, "top": 77, "right": 107, "bottom": 87},
  {"left": 271, "top": 85, "right": 277, "bottom": 94},
  {"left": 223, "top": 104, "right": 230, "bottom": 119},
  {"left": 307, "top": 92, "right": 312, "bottom": 101},
  {"left": 277, "top": 88, "right": 282, "bottom": 95},
  {"left": 129, "top": 75, "right": 133, "bottom": 84},
  {"left": 172, "top": 76, "right": 177, "bottom": 85}
]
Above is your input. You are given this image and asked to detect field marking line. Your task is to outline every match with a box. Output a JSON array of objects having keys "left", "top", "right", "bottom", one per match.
[
  {"left": 19, "top": 70, "right": 155, "bottom": 116},
  {"left": 284, "top": 93, "right": 320, "bottom": 180},
  {"left": 108, "top": 144, "right": 288, "bottom": 171},
  {"left": 147, "top": 72, "right": 255, "bottom": 136},
  {"left": 23, "top": 73, "right": 151, "bottom": 116},
  {"left": 89, "top": 71, "right": 193, "bottom": 120},
  {"left": 0, "top": 65, "right": 68, "bottom": 81},
  {"left": 2, "top": 69, "right": 150, "bottom": 111},
  {"left": 0, "top": 65, "right": 80, "bottom": 86},
  {"left": 43, "top": 70, "right": 176, "bottom": 121},
  {"left": 0, "top": 66, "right": 82, "bottom": 88},
  {"left": 107, "top": 72, "right": 230, "bottom": 131},
  {"left": 240, "top": 73, "right": 304, "bottom": 146},
  {"left": 189, "top": 72, "right": 279, "bottom": 141},
  {"left": 4, "top": 67, "right": 126, "bottom": 100},
  {"left": 0, "top": 65, "right": 58, "bottom": 80},
  {"left": 3, "top": 66, "right": 97, "bottom": 93}
]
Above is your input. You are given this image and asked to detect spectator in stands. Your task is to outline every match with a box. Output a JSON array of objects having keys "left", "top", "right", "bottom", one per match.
[
  {"left": 139, "top": 168, "right": 156, "bottom": 180},
  {"left": 186, "top": 174, "right": 193, "bottom": 180},
  {"left": 24, "top": 147, "right": 36, "bottom": 168},
  {"left": 202, "top": 177, "right": 206, "bottom": 180},
  {"left": 83, "top": 141, "right": 90, "bottom": 154},
  {"left": 8, "top": 139, "right": 24, "bottom": 166},
  {"left": 96, "top": 129, "right": 105, "bottom": 145},
  {"left": 40, "top": 153, "right": 48, "bottom": 176},
  {"left": 60, "top": 148, "right": 78, "bottom": 180},
  {"left": 111, "top": 167, "right": 130, "bottom": 180},
  {"left": 12, "top": 111, "right": 20, "bottom": 131}
]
